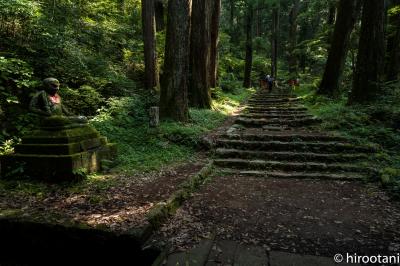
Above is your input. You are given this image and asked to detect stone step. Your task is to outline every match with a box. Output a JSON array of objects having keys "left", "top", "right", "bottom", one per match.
[
  {"left": 214, "top": 159, "right": 374, "bottom": 174},
  {"left": 215, "top": 148, "right": 368, "bottom": 162},
  {"left": 236, "top": 117, "right": 321, "bottom": 127},
  {"left": 14, "top": 137, "right": 107, "bottom": 155},
  {"left": 246, "top": 107, "right": 308, "bottom": 112},
  {"left": 215, "top": 139, "right": 377, "bottom": 153},
  {"left": 219, "top": 168, "right": 364, "bottom": 181},
  {"left": 221, "top": 132, "right": 347, "bottom": 142},
  {"left": 248, "top": 98, "right": 300, "bottom": 104},
  {"left": 247, "top": 100, "right": 301, "bottom": 107},
  {"left": 240, "top": 113, "right": 313, "bottom": 119},
  {"left": 246, "top": 112, "right": 310, "bottom": 117},
  {"left": 165, "top": 239, "right": 213, "bottom": 266}
]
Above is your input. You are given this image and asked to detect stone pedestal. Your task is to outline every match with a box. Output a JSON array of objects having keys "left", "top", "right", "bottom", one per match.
[{"left": 0, "top": 116, "right": 117, "bottom": 181}]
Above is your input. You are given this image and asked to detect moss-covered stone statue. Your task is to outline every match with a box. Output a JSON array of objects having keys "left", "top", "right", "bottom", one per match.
[
  {"left": 29, "top": 78, "right": 87, "bottom": 124},
  {"left": 0, "top": 78, "right": 117, "bottom": 181}
]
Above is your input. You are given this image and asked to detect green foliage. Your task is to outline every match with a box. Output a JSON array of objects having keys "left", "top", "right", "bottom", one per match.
[
  {"left": 90, "top": 96, "right": 192, "bottom": 173},
  {"left": 252, "top": 55, "right": 271, "bottom": 77},
  {"left": 60, "top": 85, "right": 104, "bottom": 116},
  {"left": 0, "top": 57, "right": 38, "bottom": 104},
  {"left": 0, "top": 57, "right": 39, "bottom": 142},
  {"left": 89, "top": 87, "right": 251, "bottom": 173}
]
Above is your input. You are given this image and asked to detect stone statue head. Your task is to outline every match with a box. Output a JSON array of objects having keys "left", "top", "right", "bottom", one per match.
[{"left": 43, "top": 78, "right": 60, "bottom": 96}]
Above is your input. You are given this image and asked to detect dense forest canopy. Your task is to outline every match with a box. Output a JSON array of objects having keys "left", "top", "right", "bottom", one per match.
[{"left": 0, "top": 0, "right": 399, "bottom": 181}]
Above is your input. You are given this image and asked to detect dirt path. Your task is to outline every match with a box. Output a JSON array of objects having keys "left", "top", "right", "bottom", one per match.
[{"left": 150, "top": 88, "right": 400, "bottom": 265}]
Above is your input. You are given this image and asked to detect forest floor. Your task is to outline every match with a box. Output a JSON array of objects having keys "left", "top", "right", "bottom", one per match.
[
  {"left": 0, "top": 157, "right": 207, "bottom": 232},
  {"left": 149, "top": 88, "right": 400, "bottom": 265}
]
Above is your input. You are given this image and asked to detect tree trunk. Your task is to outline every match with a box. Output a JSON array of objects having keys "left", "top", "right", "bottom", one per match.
[
  {"left": 271, "top": 6, "right": 279, "bottom": 78},
  {"left": 255, "top": 8, "right": 261, "bottom": 37},
  {"left": 349, "top": 0, "right": 385, "bottom": 104},
  {"left": 160, "top": 0, "right": 191, "bottom": 122},
  {"left": 243, "top": 3, "right": 253, "bottom": 88},
  {"left": 209, "top": 0, "right": 221, "bottom": 88},
  {"left": 385, "top": 0, "right": 400, "bottom": 81},
  {"left": 155, "top": 0, "right": 165, "bottom": 32},
  {"left": 318, "top": 0, "right": 360, "bottom": 96},
  {"left": 142, "top": 0, "right": 160, "bottom": 91},
  {"left": 288, "top": 0, "right": 300, "bottom": 76},
  {"left": 189, "top": 0, "right": 212, "bottom": 108},
  {"left": 327, "top": 1, "right": 337, "bottom": 25}
]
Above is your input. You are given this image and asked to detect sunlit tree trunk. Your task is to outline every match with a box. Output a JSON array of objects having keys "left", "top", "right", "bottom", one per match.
[
  {"left": 160, "top": 0, "right": 191, "bottom": 121},
  {"left": 209, "top": 0, "right": 221, "bottom": 88},
  {"left": 142, "top": 0, "right": 160, "bottom": 91},
  {"left": 189, "top": 0, "right": 212, "bottom": 108},
  {"left": 318, "top": 0, "right": 360, "bottom": 96},
  {"left": 243, "top": 3, "right": 253, "bottom": 88},
  {"left": 349, "top": 0, "right": 385, "bottom": 104}
]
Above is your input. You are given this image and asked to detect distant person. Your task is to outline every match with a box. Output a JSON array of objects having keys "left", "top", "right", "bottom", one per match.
[{"left": 266, "top": 75, "right": 274, "bottom": 92}]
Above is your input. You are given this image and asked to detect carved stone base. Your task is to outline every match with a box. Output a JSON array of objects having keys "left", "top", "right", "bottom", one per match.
[{"left": 0, "top": 116, "right": 117, "bottom": 181}]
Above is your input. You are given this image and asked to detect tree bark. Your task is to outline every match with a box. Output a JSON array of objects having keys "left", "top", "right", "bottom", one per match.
[
  {"left": 385, "top": 0, "right": 400, "bottom": 81},
  {"left": 243, "top": 3, "right": 253, "bottom": 88},
  {"left": 349, "top": 0, "right": 385, "bottom": 104},
  {"left": 209, "top": 0, "right": 221, "bottom": 88},
  {"left": 327, "top": 1, "right": 337, "bottom": 25},
  {"left": 189, "top": 0, "right": 212, "bottom": 108},
  {"left": 288, "top": 0, "right": 300, "bottom": 76},
  {"left": 160, "top": 0, "right": 191, "bottom": 122},
  {"left": 318, "top": 0, "right": 360, "bottom": 96},
  {"left": 142, "top": 0, "right": 160, "bottom": 91},
  {"left": 155, "top": 0, "right": 165, "bottom": 32},
  {"left": 255, "top": 8, "right": 261, "bottom": 37},
  {"left": 271, "top": 6, "right": 279, "bottom": 78}
]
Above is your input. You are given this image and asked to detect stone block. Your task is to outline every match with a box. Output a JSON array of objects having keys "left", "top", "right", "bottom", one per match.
[{"left": 0, "top": 121, "right": 117, "bottom": 181}]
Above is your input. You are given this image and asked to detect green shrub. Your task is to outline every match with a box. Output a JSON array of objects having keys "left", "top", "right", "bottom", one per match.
[{"left": 60, "top": 85, "right": 104, "bottom": 116}]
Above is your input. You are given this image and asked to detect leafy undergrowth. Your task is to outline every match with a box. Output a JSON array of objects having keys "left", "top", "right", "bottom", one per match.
[
  {"left": 91, "top": 87, "right": 253, "bottom": 174},
  {"left": 294, "top": 80, "right": 400, "bottom": 198}
]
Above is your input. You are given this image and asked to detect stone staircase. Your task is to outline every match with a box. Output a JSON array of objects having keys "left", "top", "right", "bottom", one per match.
[
  {"left": 160, "top": 239, "right": 342, "bottom": 266},
  {"left": 213, "top": 88, "right": 377, "bottom": 181}
]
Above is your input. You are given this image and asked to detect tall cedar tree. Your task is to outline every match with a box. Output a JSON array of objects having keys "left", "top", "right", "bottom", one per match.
[
  {"left": 385, "top": 0, "right": 400, "bottom": 81},
  {"left": 349, "top": 0, "right": 385, "bottom": 103},
  {"left": 209, "top": 0, "right": 221, "bottom": 88},
  {"left": 243, "top": 3, "right": 253, "bottom": 88},
  {"left": 318, "top": 0, "right": 360, "bottom": 96},
  {"left": 155, "top": 0, "right": 165, "bottom": 32},
  {"left": 189, "top": 0, "right": 212, "bottom": 108},
  {"left": 271, "top": 5, "right": 279, "bottom": 78},
  {"left": 142, "top": 0, "right": 159, "bottom": 91},
  {"left": 288, "top": 0, "right": 300, "bottom": 76},
  {"left": 160, "top": 0, "right": 191, "bottom": 121}
]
